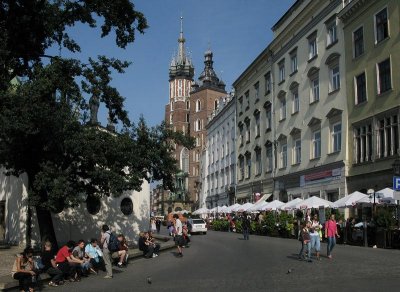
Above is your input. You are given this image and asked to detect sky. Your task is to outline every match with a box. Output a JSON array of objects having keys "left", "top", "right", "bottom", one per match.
[{"left": 58, "top": 0, "right": 295, "bottom": 127}]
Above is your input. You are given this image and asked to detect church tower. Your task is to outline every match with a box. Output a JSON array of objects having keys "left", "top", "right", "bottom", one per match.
[{"left": 164, "top": 17, "right": 194, "bottom": 213}]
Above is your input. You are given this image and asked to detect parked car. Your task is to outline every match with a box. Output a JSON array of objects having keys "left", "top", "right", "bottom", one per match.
[{"left": 190, "top": 219, "right": 207, "bottom": 234}]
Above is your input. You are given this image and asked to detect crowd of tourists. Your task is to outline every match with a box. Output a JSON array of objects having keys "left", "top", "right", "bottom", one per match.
[{"left": 10, "top": 224, "right": 164, "bottom": 292}]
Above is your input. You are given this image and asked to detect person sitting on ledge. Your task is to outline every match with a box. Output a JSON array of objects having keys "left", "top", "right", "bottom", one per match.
[
  {"left": 85, "top": 238, "right": 105, "bottom": 273},
  {"left": 112, "top": 234, "right": 128, "bottom": 267},
  {"left": 11, "top": 247, "right": 37, "bottom": 292}
]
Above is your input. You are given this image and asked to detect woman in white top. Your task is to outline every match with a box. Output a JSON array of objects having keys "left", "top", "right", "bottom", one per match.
[{"left": 310, "top": 214, "right": 322, "bottom": 260}]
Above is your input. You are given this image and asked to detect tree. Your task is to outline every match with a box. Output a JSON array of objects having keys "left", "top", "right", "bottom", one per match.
[{"left": 0, "top": 0, "right": 193, "bottom": 246}]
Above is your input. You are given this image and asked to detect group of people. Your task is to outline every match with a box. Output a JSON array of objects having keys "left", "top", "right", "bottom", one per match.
[
  {"left": 298, "top": 213, "right": 340, "bottom": 262},
  {"left": 11, "top": 224, "right": 130, "bottom": 292}
]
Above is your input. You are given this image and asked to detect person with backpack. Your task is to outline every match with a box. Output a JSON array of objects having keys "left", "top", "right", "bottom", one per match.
[{"left": 100, "top": 224, "right": 113, "bottom": 279}]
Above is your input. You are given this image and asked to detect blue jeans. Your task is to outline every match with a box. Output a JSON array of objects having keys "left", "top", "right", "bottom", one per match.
[
  {"left": 298, "top": 241, "right": 311, "bottom": 260},
  {"left": 327, "top": 236, "right": 336, "bottom": 256},
  {"left": 243, "top": 228, "right": 249, "bottom": 240},
  {"left": 310, "top": 234, "right": 320, "bottom": 252}
]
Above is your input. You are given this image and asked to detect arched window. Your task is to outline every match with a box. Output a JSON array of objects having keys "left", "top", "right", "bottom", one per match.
[
  {"left": 180, "top": 148, "right": 189, "bottom": 173},
  {"left": 214, "top": 99, "right": 218, "bottom": 110},
  {"left": 196, "top": 100, "right": 201, "bottom": 112}
]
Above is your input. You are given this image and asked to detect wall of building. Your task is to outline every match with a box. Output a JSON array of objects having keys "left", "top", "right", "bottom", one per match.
[{"left": 0, "top": 168, "right": 150, "bottom": 246}]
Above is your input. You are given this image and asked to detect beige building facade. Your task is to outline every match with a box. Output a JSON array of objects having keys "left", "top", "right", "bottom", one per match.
[
  {"left": 234, "top": 0, "right": 349, "bottom": 204},
  {"left": 338, "top": 0, "right": 400, "bottom": 193}
]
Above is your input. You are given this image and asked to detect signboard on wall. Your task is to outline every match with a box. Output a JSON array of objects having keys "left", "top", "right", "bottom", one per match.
[{"left": 300, "top": 168, "right": 342, "bottom": 187}]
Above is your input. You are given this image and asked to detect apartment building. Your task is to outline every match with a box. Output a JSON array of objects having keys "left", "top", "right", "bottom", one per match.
[{"left": 338, "top": 0, "right": 400, "bottom": 193}]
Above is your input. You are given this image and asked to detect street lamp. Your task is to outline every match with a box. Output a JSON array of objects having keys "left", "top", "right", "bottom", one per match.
[
  {"left": 367, "top": 188, "right": 380, "bottom": 216},
  {"left": 392, "top": 159, "right": 400, "bottom": 228}
]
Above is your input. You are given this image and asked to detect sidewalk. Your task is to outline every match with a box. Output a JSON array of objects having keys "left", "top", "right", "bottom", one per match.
[{"left": 0, "top": 233, "right": 175, "bottom": 291}]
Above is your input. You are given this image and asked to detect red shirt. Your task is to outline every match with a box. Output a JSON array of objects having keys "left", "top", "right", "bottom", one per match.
[
  {"left": 325, "top": 220, "right": 337, "bottom": 237},
  {"left": 55, "top": 246, "right": 71, "bottom": 263}
]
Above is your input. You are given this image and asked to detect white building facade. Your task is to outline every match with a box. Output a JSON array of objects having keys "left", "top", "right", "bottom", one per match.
[
  {"left": 0, "top": 168, "right": 150, "bottom": 246},
  {"left": 203, "top": 94, "right": 236, "bottom": 208}
]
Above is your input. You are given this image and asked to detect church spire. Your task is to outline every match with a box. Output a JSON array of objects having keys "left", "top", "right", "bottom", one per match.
[
  {"left": 177, "top": 16, "right": 185, "bottom": 64},
  {"left": 169, "top": 16, "right": 194, "bottom": 81}
]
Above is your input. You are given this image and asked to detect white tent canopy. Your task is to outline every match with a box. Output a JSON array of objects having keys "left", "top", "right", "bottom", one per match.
[
  {"left": 334, "top": 191, "right": 368, "bottom": 208},
  {"left": 218, "top": 205, "right": 229, "bottom": 213},
  {"left": 233, "top": 202, "right": 254, "bottom": 212},
  {"left": 247, "top": 201, "right": 269, "bottom": 212},
  {"left": 260, "top": 200, "right": 285, "bottom": 211},
  {"left": 356, "top": 187, "right": 397, "bottom": 205},
  {"left": 226, "top": 203, "right": 241, "bottom": 213},
  {"left": 193, "top": 207, "right": 210, "bottom": 215},
  {"left": 280, "top": 198, "right": 303, "bottom": 211},
  {"left": 294, "top": 196, "right": 335, "bottom": 210}
]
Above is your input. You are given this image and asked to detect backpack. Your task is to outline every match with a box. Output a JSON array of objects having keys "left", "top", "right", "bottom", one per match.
[{"left": 107, "top": 232, "right": 119, "bottom": 252}]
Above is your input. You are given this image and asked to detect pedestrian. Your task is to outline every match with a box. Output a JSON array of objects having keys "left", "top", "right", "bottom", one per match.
[
  {"left": 11, "top": 247, "right": 37, "bottom": 292},
  {"left": 100, "top": 224, "right": 113, "bottom": 279},
  {"left": 156, "top": 218, "right": 161, "bottom": 234},
  {"left": 325, "top": 214, "right": 340, "bottom": 259},
  {"left": 310, "top": 214, "right": 322, "bottom": 260},
  {"left": 41, "top": 241, "right": 64, "bottom": 287},
  {"left": 242, "top": 213, "right": 250, "bottom": 240},
  {"left": 173, "top": 214, "right": 184, "bottom": 257},
  {"left": 298, "top": 221, "right": 312, "bottom": 262},
  {"left": 151, "top": 218, "right": 157, "bottom": 233}
]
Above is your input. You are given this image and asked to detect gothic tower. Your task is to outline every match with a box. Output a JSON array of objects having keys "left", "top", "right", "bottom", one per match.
[{"left": 164, "top": 17, "right": 194, "bottom": 212}]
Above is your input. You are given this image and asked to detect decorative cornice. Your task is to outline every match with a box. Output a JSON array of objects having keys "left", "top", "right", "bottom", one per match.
[{"left": 337, "top": 0, "right": 368, "bottom": 23}]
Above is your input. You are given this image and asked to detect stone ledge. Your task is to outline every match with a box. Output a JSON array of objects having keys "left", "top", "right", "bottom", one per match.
[{"left": 0, "top": 240, "right": 176, "bottom": 291}]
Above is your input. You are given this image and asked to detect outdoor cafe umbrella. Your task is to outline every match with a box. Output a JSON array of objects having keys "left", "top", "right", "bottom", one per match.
[
  {"left": 193, "top": 207, "right": 210, "bottom": 215},
  {"left": 234, "top": 202, "right": 254, "bottom": 212},
  {"left": 260, "top": 200, "right": 285, "bottom": 211},
  {"left": 247, "top": 201, "right": 269, "bottom": 212},
  {"left": 294, "top": 196, "right": 335, "bottom": 210},
  {"left": 228, "top": 203, "right": 242, "bottom": 212},
  {"left": 279, "top": 198, "right": 303, "bottom": 211},
  {"left": 334, "top": 191, "right": 368, "bottom": 208}
]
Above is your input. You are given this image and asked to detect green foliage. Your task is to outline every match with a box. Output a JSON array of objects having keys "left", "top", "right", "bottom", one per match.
[
  {"left": 263, "top": 212, "right": 276, "bottom": 235},
  {"left": 375, "top": 208, "right": 396, "bottom": 229},
  {"left": 211, "top": 220, "right": 229, "bottom": 231},
  {"left": 0, "top": 1, "right": 195, "bottom": 244}
]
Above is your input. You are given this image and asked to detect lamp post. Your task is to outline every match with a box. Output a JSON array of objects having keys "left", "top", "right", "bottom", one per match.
[
  {"left": 393, "top": 159, "right": 400, "bottom": 228},
  {"left": 367, "top": 188, "right": 375, "bottom": 216}
]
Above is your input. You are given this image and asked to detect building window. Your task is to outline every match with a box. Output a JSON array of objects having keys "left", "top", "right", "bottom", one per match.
[
  {"left": 178, "top": 79, "right": 183, "bottom": 97},
  {"left": 377, "top": 114, "right": 399, "bottom": 159},
  {"left": 280, "top": 144, "right": 287, "bottom": 168},
  {"left": 375, "top": 8, "right": 389, "bottom": 43},
  {"left": 196, "top": 100, "right": 201, "bottom": 112},
  {"left": 254, "top": 82, "right": 260, "bottom": 102},
  {"left": 278, "top": 60, "right": 285, "bottom": 83},
  {"left": 279, "top": 97, "right": 286, "bottom": 121},
  {"left": 330, "top": 65, "right": 340, "bottom": 92},
  {"left": 195, "top": 119, "right": 201, "bottom": 131},
  {"left": 214, "top": 99, "right": 218, "bottom": 110},
  {"left": 254, "top": 112, "right": 260, "bottom": 137},
  {"left": 332, "top": 122, "right": 342, "bottom": 152},
  {"left": 290, "top": 50, "right": 297, "bottom": 74},
  {"left": 120, "top": 198, "right": 133, "bottom": 216},
  {"left": 355, "top": 72, "right": 367, "bottom": 104},
  {"left": 245, "top": 120, "right": 251, "bottom": 143},
  {"left": 86, "top": 195, "right": 101, "bottom": 215},
  {"left": 310, "top": 76, "right": 320, "bottom": 103},
  {"left": 377, "top": 58, "right": 392, "bottom": 94},
  {"left": 245, "top": 91, "right": 250, "bottom": 109},
  {"left": 169, "top": 113, "right": 173, "bottom": 124},
  {"left": 265, "top": 104, "right": 272, "bottom": 130},
  {"left": 266, "top": 144, "right": 273, "bottom": 172},
  {"left": 292, "top": 90, "right": 299, "bottom": 114},
  {"left": 186, "top": 113, "right": 189, "bottom": 123},
  {"left": 239, "top": 125, "right": 244, "bottom": 145},
  {"left": 326, "top": 18, "right": 337, "bottom": 46},
  {"left": 354, "top": 124, "right": 373, "bottom": 163},
  {"left": 293, "top": 139, "right": 301, "bottom": 164},
  {"left": 312, "top": 130, "right": 321, "bottom": 159},
  {"left": 186, "top": 101, "right": 190, "bottom": 109},
  {"left": 255, "top": 148, "right": 262, "bottom": 175},
  {"left": 238, "top": 96, "right": 243, "bottom": 114},
  {"left": 245, "top": 153, "right": 251, "bottom": 179},
  {"left": 265, "top": 72, "right": 271, "bottom": 94},
  {"left": 353, "top": 26, "right": 364, "bottom": 58},
  {"left": 308, "top": 34, "right": 317, "bottom": 60}
]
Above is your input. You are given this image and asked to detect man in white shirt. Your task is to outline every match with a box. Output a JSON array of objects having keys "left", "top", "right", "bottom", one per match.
[{"left": 173, "top": 214, "right": 184, "bottom": 257}]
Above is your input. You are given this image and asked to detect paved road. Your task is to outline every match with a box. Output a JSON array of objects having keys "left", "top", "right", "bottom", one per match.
[{"left": 20, "top": 231, "right": 400, "bottom": 291}]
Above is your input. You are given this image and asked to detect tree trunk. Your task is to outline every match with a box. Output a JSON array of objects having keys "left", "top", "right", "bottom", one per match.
[{"left": 36, "top": 207, "right": 58, "bottom": 250}]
